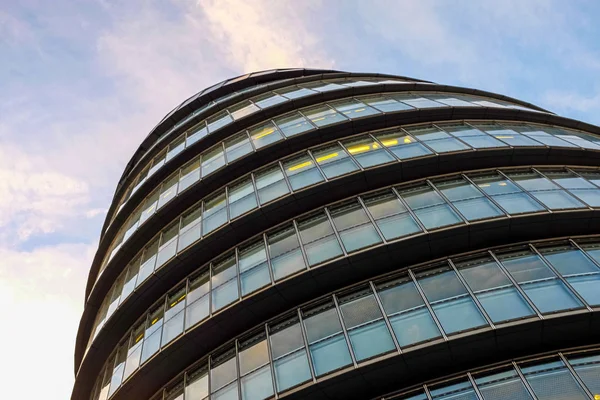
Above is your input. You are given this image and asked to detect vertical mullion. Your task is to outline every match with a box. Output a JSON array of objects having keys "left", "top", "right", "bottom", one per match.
[
  {"left": 208, "top": 262, "right": 214, "bottom": 317},
  {"left": 224, "top": 185, "right": 231, "bottom": 223},
  {"left": 332, "top": 294, "right": 358, "bottom": 367},
  {"left": 448, "top": 259, "right": 495, "bottom": 329},
  {"left": 357, "top": 195, "right": 386, "bottom": 243},
  {"left": 234, "top": 248, "right": 242, "bottom": 302},
  {"left": 423, "top": 384, "right": 434, "bottom": 400},
  {"left": 249, "top": 171, "right": 261, "bottom": 209},
  {"left": 324, "top": 207, "right": 349, "bottom": 257},
  {"left": 569, "top": 238, "right": 600, "bottom": 270},
  {"left": 488, "top": 250, "right": 544, "bottom": 320},
  {"left": 262, "top": 233, "right": 275, "bottom": 286},
  {"left": 207, "top": 355, "right": 212, "bottom": 399},
  {"left": 408, "top": 269, "right": 448, "bottom": 341},
  {"left": 558, "top": 352, "right": 595, "bottom": 399},
  {"left": 292, "top": 220, "right": 311, "bottom": 272},
  {"left": 466, "top": 372, "right": 486, "bottom": 400},
  {"left": 297, "top": 309, "right": 318, "bottom": 383},
  {"left": 306, "top": 149, "right": 329, "bottom": 182},
  {"left": 277, "top": 161, "right": 294, "bottom": 195},
  {"left": 391, "top": 186, "right": 428, "bottom": 233},
  {"left": 264, "top": 324, "right": 279, "bottom": 399},
  {"left": 221, "top": 141, "right": 228, "bottom": 166},
  {"left": 235, "top": 339, "right": 243, "bottom": 400},
  {"left": 369, "top": 281, "right": 402, "bottom": 353},
  {"left": 530, "top": 243, "right": 594, "bottom": 312},
  {"left": 512, "top": 361, "right": 540, "bottom": 400}
]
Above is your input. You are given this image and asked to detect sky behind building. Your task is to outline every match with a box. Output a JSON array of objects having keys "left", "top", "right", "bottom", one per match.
[{"left": 1, "top": 1, "right": 600, "bottom": 399}]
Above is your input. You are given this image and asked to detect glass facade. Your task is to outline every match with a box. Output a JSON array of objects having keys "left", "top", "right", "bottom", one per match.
[
  {"left": 91, "top": 235, "right": 600, "bottom": 399},
  {"left": 97, "top": 119, "right": 600, "bottom": 281},
  {"left": 77, "top": 71, "right": 600, "bottom": 400}
]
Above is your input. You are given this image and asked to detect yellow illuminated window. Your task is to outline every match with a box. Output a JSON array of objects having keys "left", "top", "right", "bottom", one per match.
[
  {"left": 288, "top": 161, "right": 313, "bottom": 171},
  {"left": 316, "top": 152, "right": 339, "bottom": 163}
]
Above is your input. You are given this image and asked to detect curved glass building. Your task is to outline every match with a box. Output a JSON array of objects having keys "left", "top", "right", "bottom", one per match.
[{"left": 73, "top": 69, "right": 600, "bottom": 400}]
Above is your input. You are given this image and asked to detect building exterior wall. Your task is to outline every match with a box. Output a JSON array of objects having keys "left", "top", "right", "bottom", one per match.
[{"left": 72, "top": 69, "right": 600, "bottom": 400}]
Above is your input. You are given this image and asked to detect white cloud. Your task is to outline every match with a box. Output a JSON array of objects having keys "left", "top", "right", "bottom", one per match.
[{"left": 542, "top": 91, "right": 600, "bottom": 114}]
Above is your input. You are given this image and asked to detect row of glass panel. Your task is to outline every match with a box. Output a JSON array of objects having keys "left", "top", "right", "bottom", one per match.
[
  {"left": 384, "top": 351, "right": 599, "bottom": 400},
  {"left": 90, "top": 237, "right": 600, "bottom": 400},
  {"left": 111, "top": 76, "right": 421, "bottom": 226},
  {"left": 89, "top": 165, "right": 600, "bottom": 351},
  {"left": 97, "top": 116, "right": 600, "bottom": 283},
  {"left": 108, "top": 86, "right": 541, "bottom": 233}
]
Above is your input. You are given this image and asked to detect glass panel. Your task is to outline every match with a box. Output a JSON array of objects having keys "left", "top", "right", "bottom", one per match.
[
  {"left": 476, "top": 124, "right": 543, "bottom": 147},
  {"left": 477, "top": 287, "right": 535, "bottom": 322},
  {"left": 239, "top": 241, "right": 271, "bottom": 296},
  {"left": 342, "top": 135, "right": 395, "bottom": 168},
  {"left": 568, "top": 353, "right": 600, "bottom": 396},
  {"left": 224, "top": 133, "right": 253, "bottom": 163},
  {"left": 392, "top": 94, "right": 443, "bottom": 109},
  {"left": 492, "top": 192, "right": 544, "bottom": 214},
  {"left": 179, "top": 157, "right": 201, "bottom": 193},
  {"left": 239, "top": 339, "right": 269, "bottom": 375},
  {"left": 211, "top": 255, "right": 239, "bottom": 312},
  {"left": 211, "top": 355, "right": 237, "bottom": 393},
  {"left": 436, "top": 179, "right": 502, "bottom": 221},
  {"left": 330, "top": 201, "right": 382, "bottom": 252},
  {"left": 312, "top": 144, "right": 359, "bottom": 179},
  {"left": 365, "top": 193, "right": 421, "bottom": 240},
  {"left": 255, "top": 166, "right": 289, "bottom": 205},
  {"left": 156, "top": 222, "right": 178, "bottom": 268},
  {"left": 178, "top": 203, "right": 202, "bottom": 251},
  {"left": 567, "top": 274, "right": 600, "bottom": 306},
  {"left": 475, "top": 368, "right": 533, "bottom": 400},
  {"left": 249, "top": 121, "right": 283, "bottom": 149},
  {"left": 297, "top": 213, "right": 342, "bottom": 266},
  {"left": 283, "top": 154, "right": 324, "bottom": 191},
  {"left": 186, "top": 271, "right": 210, "bottom": 329},
  {"left": 158, "top": 173, "right": 179, "bottom": 208},
  {"left": 375, "top": 131, "right": 433, "bottom": 160},
  {"left": 570, "top": 189, "right": 600, "bottom": 207},
  {"left": 201, "top": 145, "right": 225, "bottom": 177},
  {"left": 302, "top": 104, "right": 346, "bottom": 127},
  {"left": 206, "top": 111, "right": 232, "bottom": 133},
  {"left": 229, "top": 100, "right": 259, "bottom": 120},
  {"left": 241, "top": 365, "right": 273, "bottom": 400},
  {"left": 522, "top": 359, "right": 589, "bottom": 400},
  {"left": 329, "top": 98, "right": 380, "bottom": 119},
  {"left": 228, "top": 178, "right": 257, "bottom": 220},
  {"left": 273, "top": 112, "right": 314, "bottom": 137},
  {"left": 377, "top": 279, "right": 441, "bottom": 347},
  {"left": 429, "top": 379, "right": 478, "bottom": 400},
  {"left": 521, "top": 279, "right": 583, "bottom": 313},
  {"left": 268, "top": 226, "right": 305, "bottom": 280},
  {"left": 186, "top": 122, "right": 208, "bottom": 147},
  {"left": 251, "top": 92, "right": 287, "bottom": 109},
  {"left": 141, "top": 306, "right": 164, "bottom": 364},
  {"left": 499, "top": 252, "right": 556, "bottom": 283},
  {"left": 166, "top": 135, "right": 185, "bottom": 162},
  {"left": 360, "top": 94, "right": 413, "bottom": 112},
  {"left": 540, "top": 247, "right": 600, "bottom": 276},
  {"left": 137, "top": 238, "right": 159, "bottom": 285},
  {"left": 203, "top": 192, "right": 227, "bottom": 235},
  {"left": 269, "top": 319, "right": 311, "bottom": 392},
  {"left": 301, "top": 81, "right": 344, "bottom": 92},
  {"left": 161, "top": 310, "right": 184, "bottom": 346},
  {"left": 274, "top": 86, "right": 315, "bottom": 99},
  {"left": 530, "top": 190, "right": 585, "bottom": 210}
]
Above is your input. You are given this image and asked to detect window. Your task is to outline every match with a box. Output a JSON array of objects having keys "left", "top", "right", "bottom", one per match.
[
  {"left": 251, "top": 92, "right": 288, "bottom": 109},
  {"left": 544, "top": 170, "right": 600, "bottom": 207},
  {"left": 137, "top": 237, "right": 159, "bottom": 285},
  {"left": 302, "top": 303, "right": 352, "bottom": 376},
  {"left": 498, "top": 250, "right": 583, "bottom": 313},
  {"left": 267, "top": 225, "right": 305, "bottom": 280},
  {"left": 297, "top": 212, "right": 343, "bottom": 266},
  {"left": 417, "top": 267, "right": 488, "bottom": 334},
  {"left": 273, "top": 112, "right": 314, "bottom": 137},
  {"left": 239, "top": 336, "right": 274, "bottom": 400},
  {"left": 162, "top": 286, "right": 185, "bottom": 346},
  {"left": 515, "top": 125, "right": 578, "bottom": 148},
  {"left": 203, "top": 191, "right": 227, "bottom": 235},
  {"left": 471, "top": 173, "right": 544, "bottom": 214},
  {"left": 391, "top": 93, "right": 443, "bottom": 108},
  {"left": 301, "top": 81, "right": 344, "bottom": 92},
  {"left": 164, "top": 381, "right": 184, "bottom": 400},
  {"left": 339, "top": 289, "right": 395, "bottom": 361},
  {"left": 156, "top": 222, "right": 179, "bottom": 269},
  {"left": 428, "top": 379, "right": 478, "bottom": 400},
  {"left": 437, "top": 122, "right": 505, "bottom": 149},
  {"left": 121, "top": 256, "right": 141, "bottom": 301},
  {"left": 374, "top": 130, "right": 432, "bottom": 160},
  {"left": 201, "top": 145, "right": 226, "bottom": 178},
  {"left": 238, "top": 240, "right": 271, "bottom": 296},
  {"left": 211, "top": 254, "right": 239, "bottom": 312},
  {"left": 301, "top": 104, "right": 347, "bottom": 127},
  {"left": 360, "top": 94, "right": 413, "bottom": 112},
  {"left": 364, "top": 191, "right": 421, "bottom": 240},
  {"left": 228, "top": 178, "right": 257, "bottom": 220},
  {"left": 158, "top": 173, "right": 179, "bottom": 209},
  {"left": 312, "top": 143, "right": 359, "bottom": 179},
  {"left": 457, "top": 256, "right": 535, "bottom": 323},
  {"left": 149, "top": 149, "right": 167, "bottom": 176},
  {"left": 282, "top": 154, "right": 324, "bottom": 190},
  {"left": 186, "top": 271, "right": 210, "bottom": 329},
  {"left": 399, "top": 184, "right": 463, "bottom": 230},
  {"left": 269, "top": 318, "right": 311, "bottom": 392},
  {"left": 123, "top": 322, "right": 145, "bottom": 381},
  {"left": 179, "top": 157, "right": 201, "bottom": 193},
  {"left": 475, "top": 368, "right": 534, "bottom": 400},
  {"left": 568, "top": 353, "right": 600, "bottom": 396},
  {"left": 139, "top": 188, "right": 160, "bottom": 225},
  {"left": 426, "top": 94, "right": 475, "bottom": 107},
  {"left": 210, "top": 351, "right": 238, "bottom": 399},
  {"left": 249, "top": 121, "right": 283, "bottom": 149},
  {"left": 507, "top": 170, "right": 585, "bottom": 210},
  {"left": 540, "top": 244, "right": 600, "bottom": 306},
  {"left": 224, "top": 133, "right": 253, "bottom": 163},
  {"left": 405, "top": 125, "right": 469, "bottom": 153},
  {"left": 166, "top": 135, "right": 186, "bottom": 162},
  {"left": 186, "top": 122, "right": 208, "bottom": 147},
  {"left": 206, "top": 110, "right": 233, "bottom": 133},
  {"left": 376, "top": 277, "right": 441, "bottom": 347},
  {"left": 330, "top": 201, "right": 383, "bottom": 252},
  {"left": 521, "top": 359, "right": 589, "bottom": 400},
  {"left": 341, "top": 135, "right": 395, "bottom": 168},
  {"left": 178, "top": 203, "right": 202, "bottom": 251},
  {"left": 435, "top": 177, "right": 503, "bottom": 221},
  {"left": 473, "top": 123, "right": 544, "bottom": 147},
  {"left": 254, "top": 166, "right": 289, "bottom": 205},
  {"left": 329, "top": 98, "right": 380, "bottom": 119},
  {"left": 274, "top": 86, "right": 315, "bottom": 100},
  {"left": 140, "top": 305, "right": 164, "bottom": 364},
  {"left": 228, "top": 100, "right": 259, "bottom": 120},
  {"left": 108, "top": 344, "right": 127, "bottom": 397},
  {"left": 185, "top": 366, "right": 209, "bottom": 400}
]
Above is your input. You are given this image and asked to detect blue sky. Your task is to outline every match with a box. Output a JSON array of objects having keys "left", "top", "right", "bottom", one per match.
[{"left": 1, "top": 1, "right": 600, "bottom": 399}]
